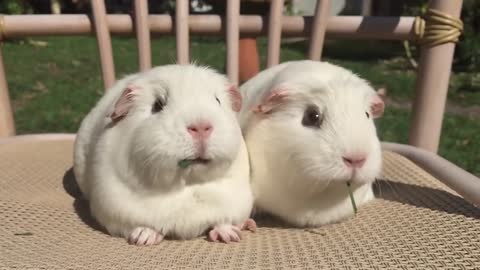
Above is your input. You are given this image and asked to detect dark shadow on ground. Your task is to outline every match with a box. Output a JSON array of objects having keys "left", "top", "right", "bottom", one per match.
[
  {"left": 62, "top": 167, "right": 108, "bottom": 234},
  {"left": 62, "top": 167, "right": 82, "bottom": 199}
]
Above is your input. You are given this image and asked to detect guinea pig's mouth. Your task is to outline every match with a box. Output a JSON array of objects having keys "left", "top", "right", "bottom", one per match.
[
  {"left": 190, "top": 158, "right": 211, "bottom": 164},
  {"left": 178, "top": 158, "right": 212, "bottom": 168}
]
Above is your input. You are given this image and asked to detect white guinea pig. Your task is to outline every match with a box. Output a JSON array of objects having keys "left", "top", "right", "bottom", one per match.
[
  {"left": 239, "top": 60, "right": 385, "bottom": 227},
  {"left": 73, "top": 64, "right": 255, "bottom": 245}
]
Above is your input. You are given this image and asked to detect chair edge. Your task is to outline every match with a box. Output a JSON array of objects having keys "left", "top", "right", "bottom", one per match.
[
  {"left": 382, "top": 142, "right": 480, "bottom": 207},
  {"left": 0, "top": 133, "right": 76, "bottom": 145}
]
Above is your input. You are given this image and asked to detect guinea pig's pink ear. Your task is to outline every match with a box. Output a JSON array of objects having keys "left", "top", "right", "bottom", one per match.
[
  {"left": 110, "top": 85, "right": 140, "bottom": 122},
  {"left": 228, "top": 85, "right": 242, "bottom": 112},
  {"left": 253, "top": 88, "right": 289, "bottom": 114},
  {"left": 370, "top": 93, "right": 385, "bottom": 119}
]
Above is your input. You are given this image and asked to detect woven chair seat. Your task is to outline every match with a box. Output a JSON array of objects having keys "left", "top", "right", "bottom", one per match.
[{"left": 1, "top": 138, "right": 479, "bottom": 269}]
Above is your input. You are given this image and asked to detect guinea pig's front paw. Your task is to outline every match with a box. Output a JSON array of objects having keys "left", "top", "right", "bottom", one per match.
[
  {"left": 208, "top": 218, "right": 257, "bottom": 243},
  {"left": 208, "top": 224, "right": 242, "bottom": 243},
  {"left": 240, "top": 218, "right": 257, "bottom": 232},
  {"left": 127, "top": 227, "right": 164, "bottom": 246}
]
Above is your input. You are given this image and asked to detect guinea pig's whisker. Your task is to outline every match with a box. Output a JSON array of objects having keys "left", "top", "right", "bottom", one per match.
[
  {"left": 321, "top": 178, "right": 333, "bottom": 192},
  {"left": 142, "top": 153, "right": 156, "bottom": 168},
  {"left": 309, "top": 179, "right": 323, "bottom": 195},
  {"left": 374, "top": 178, "right": 383, "bottom": 198},
  {"left": 383, "top": 178, "right": 401, "bottom": 199},
  {"left": 307, "top": 164, "right": 339, "bottom": 194}
]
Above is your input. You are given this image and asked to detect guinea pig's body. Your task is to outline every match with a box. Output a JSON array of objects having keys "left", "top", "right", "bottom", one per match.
[
  {"left": 239, "top": 60, "right": 384, "bottom": 227},
  {"left": 74, "top": 64, "right": 254, "bottom": 245}
]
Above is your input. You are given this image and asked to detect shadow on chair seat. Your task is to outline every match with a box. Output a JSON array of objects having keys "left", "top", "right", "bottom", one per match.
[{"left": 374, "top": 179, "right": 480, "bottom": 219}]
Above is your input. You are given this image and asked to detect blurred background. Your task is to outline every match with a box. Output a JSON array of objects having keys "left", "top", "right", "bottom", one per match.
[{"left": 1, "top": 0, "right": 479, "bottom": 176}]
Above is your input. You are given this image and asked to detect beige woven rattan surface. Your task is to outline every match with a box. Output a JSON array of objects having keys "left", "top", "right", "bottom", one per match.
[{"left": 1, "top": 139, "right": 479, "bottom": 269}]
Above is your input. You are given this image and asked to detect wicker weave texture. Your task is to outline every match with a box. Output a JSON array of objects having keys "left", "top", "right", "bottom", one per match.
[{"left": 1, "top": 139, "right": 479, "bottom": 269}]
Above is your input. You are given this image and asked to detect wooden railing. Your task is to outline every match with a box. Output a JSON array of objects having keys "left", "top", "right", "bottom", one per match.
[{"left": 0, "top": 0, "right": 464, "bottom": 153}]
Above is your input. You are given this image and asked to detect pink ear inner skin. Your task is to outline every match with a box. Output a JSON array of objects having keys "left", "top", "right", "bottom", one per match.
[
  {"left": 110, "top": 86, "right": 139, "bottom": 122},
  {"left": 253, "top": 89, "right": 289, "bottom": 114},
  {"left": 370, "top": 94, "right": 385, "bottom": 119},
  {"left": 228, "top": 85, "right": 242, "bottom": 112}
]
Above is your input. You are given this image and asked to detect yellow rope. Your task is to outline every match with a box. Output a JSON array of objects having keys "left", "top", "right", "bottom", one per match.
[
  {"left": 0, "top": 15, "right": 5, "bottom": 42},
  {"left": 414, "top": 8, "right": 464, "bottom": 47}
]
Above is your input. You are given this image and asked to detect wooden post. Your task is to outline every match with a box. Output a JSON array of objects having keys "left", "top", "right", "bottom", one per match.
[
  {"left": 266, "top": 0, "right": 284, "bottom": 67},
  {"left": 91, "top": 0, "right": 116, "bottom": 89},
  {"left": 134, "top": 0, "right": 152, "bottom": 71},
  {"left": 308, "top": 0, "right": 330, "bottom": 60},
  {"left": 226, "top": 0, "right": 240, "bottom": 85},
  {"left": 0, "top": 47, "right": 15, "bottom": 137},
  {"left": 409, "top": 0, "right": 464, "bottom": 153},
  {"left": 175, "top": 0, "right": 190, "bottom": 64}
]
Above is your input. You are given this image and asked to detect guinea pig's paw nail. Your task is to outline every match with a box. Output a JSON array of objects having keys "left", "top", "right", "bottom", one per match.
[
  {"left": 229, "top": 231, "right": 241, "bottom": 242},
  {"left": 231, "top": 226, "right": 242, "bottom": 241},
  {"left": 241, "top": 218, "right": 257, "bottom": 232},
  {"left": 154, "top": 233, "right": 164, "bottom": 245},
  {"left": 128, "top": 227, "right": 143, "bottom": 244},
  {"left": 128, "top": 227, "right": 163, "bottom": 246},
  {"left": 146, "top": 231, "right": 164, "bottom": 246},
  {"left": 208, "top": 224, "right": 241, "bottom": 243},
  {"left": 208, "top": 230, "right": 220, "bottom": 242}
]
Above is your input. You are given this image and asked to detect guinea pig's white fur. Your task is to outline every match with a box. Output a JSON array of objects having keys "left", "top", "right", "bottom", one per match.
[
  {"left": 239, "top": 60, "right": 383, "bottom": 227},
  {"left": 74, "top": 64, "right": 253, "bottom": 241}
]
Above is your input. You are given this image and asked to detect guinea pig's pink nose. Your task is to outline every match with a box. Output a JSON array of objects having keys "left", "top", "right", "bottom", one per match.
[
  {"left": 187, "top": 122, "right": 213, "bottom": 140},
  {"left": 343, "top": 155, "right": 366, "bottom": 168}
]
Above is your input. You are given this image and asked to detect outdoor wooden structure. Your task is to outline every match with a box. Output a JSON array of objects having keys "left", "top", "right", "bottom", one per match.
[
  {"left": 0, "top": 1, "right": 465, "bottom": 153},
  {"left": 1, "top": 1, "right": 479, "bottom": 269}
]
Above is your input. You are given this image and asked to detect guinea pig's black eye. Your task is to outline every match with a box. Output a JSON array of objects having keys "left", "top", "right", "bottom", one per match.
[
  {"left": 152, "top": 99, "right": 164, "bottom": 113},
  {"left": 366, "top": 112, "right": 370, "bottom": 118},
  {"left": 215, "top": 96, "right": 221, "bottom": 105},
  {"left": 302, "top": 105, "right": 323, "bottom": 128}
]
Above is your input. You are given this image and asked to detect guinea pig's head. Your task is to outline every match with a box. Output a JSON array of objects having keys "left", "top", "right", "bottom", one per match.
[
  {"left": 109, "top": 64, "right": 243, "bottom": 186},
  {"left": 249, "top": 61, "right": 384, "bottom": 186}
]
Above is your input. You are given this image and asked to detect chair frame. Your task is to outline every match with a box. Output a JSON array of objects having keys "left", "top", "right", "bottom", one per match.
[{"left": 0, "top": 0, "right": 478, "bottom": 207}]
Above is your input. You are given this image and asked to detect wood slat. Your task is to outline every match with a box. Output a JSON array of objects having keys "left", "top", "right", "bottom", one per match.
[
  {"left": 0, "top": 47, "right": 15, "bottom": 137},
  {"left": 308, "top": 0, "right": 330, "bottom": 60},
  {"left": 91, "top": 0, "right": 116, "bottom": 89},
  {"left": 266, "top": 0, "right": 284, "bottom": 67},
  {"left": 409, "top": 0, "right": 464, "bottom": 152},
  {"left": 134, "top": 0, "right": 152, "bottom": 71},
  {"left": 176, "top": 0, "right": 190, "bottom": 64},
  {"left": 1, "top": 15, "right": 418, "bottom": 40},
  {"left": 226, "top": 0, "right": 240, "bottom": 85}
]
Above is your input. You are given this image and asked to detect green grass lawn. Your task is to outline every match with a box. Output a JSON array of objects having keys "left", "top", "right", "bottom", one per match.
[{"left": 3, "top": 36, "right": 479, "bottom": 176}]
